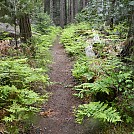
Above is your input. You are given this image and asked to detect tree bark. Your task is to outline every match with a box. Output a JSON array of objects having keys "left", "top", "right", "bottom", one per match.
[
  {"left": 83, "top": 0, "right": 86, "bottom": 8},
  {"left": 74, "top": 0, "right": 78, "bottom": 16},
  {"left": 50, "top": 0, "right": 54, "bottom": 20},
  {"left": 44, "top": 0, "right": 50, "bottom": 13},
  {"left": 128, "top": 10, "right": 134, "bottom": 38},
  {"left": 14, "top": 15, "right": 18, "bottom": 48},
  {"left": 70, "top": 0, "right": 74, "bottom": 22},
  {"left": 65, "top": 0, "right": 67, "bottom": 25},
  {"left": 19, "top": 14, "right": 32, "bottom": 43},
  {"left": 67, "top": 0, "right": 71, "bottom": 23},
  {"left": 60, "top": 0, "right": 65, "bottom": 28},
  {"left": 79, "top": 0, "right": 83, "bottom": 11},
  {"left": 110, "top": 0, "right": 116, "bottom": 29}
]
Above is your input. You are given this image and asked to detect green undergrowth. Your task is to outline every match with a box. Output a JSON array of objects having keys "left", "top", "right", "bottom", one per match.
[
  {"left": 61, "top": 22, "right": 134, "bottom": 133},
  {"left": 60, "top": 22, "right": 92, "bottom": 57},
  {"left": 29, "top": 26, "right": 61, "bottom": 69},
  {"left": 0, "top": 26, "right": 61, "bottom": 133}
]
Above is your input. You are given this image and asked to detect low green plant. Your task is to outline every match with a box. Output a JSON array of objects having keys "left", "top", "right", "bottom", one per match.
[
  {"left": 74, "top": 56, "right": 134, "bottom": 123},
  {"left": 0, "top": 15, "right": 61, "bottom": 133},
  {"left": 0, "top": 58, "right": 49, "bottom": 133},
  {"left": 0, "top": 58, "right": 49, "bottom": 86},
  {"left": 27, "top": 26, "right": 61, "bottom": 68},
  {"left": 112, "top": 22, "right": 128, "bottom": 39},
  {"left": 72, "top": 57, "right": 95, "bottom": 81},
  {"left": 1, "top": 85, "right": 45, "bottom": 121},
  {"left": 61, "top": 20, "right": 133, "bottom": 132},
  {"left": 0, "top": 31, "right": 12, "bottom": 40},
  {"left": 60, "top": 22, "right": 92, "bottom": 56},
  {"left": 75, "top": 101, "right": 121, "bottom": 124}
]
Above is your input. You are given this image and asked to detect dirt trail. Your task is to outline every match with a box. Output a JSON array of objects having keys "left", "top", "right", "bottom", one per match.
[{"left": 36, "top": 39, "right": 98, "bottom": 134}]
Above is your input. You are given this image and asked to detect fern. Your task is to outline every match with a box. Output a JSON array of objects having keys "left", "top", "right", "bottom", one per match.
[
  {"left": 0, "top": 59, "right": 49, "bottom": 88},
  {"left": 75, "top": 101, "right": 121, "bottom": 124},
  {"left": 0, "top": 23, "right": 60, "bottom": 133},
  {"left": 74, "top": 79, "right": 111, "bottom": 99},
  {"left": 60, "top": 22, "right": 92, "bottom": 57}
]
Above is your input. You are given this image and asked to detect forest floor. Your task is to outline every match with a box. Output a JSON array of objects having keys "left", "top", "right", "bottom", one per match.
[{"left": 30, "top": 38, "right": 100, "bottom": 134}]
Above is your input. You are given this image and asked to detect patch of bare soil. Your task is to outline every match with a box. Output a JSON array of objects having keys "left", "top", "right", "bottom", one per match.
[{"left": 31, "top": 39, "right": 100, "bottom": 134}]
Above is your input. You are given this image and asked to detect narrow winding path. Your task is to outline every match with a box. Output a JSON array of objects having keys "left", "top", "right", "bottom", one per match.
[{"left": 36, "top": 39, "right": 98, "bottom": 134}]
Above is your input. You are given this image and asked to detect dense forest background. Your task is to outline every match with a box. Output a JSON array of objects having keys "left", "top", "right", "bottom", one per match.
[
  {"left": 0, "top": 0, "right": 133, "bottom": 41},
  {"left": 0, "top": 0, "right": 134, "bottom": 133}
]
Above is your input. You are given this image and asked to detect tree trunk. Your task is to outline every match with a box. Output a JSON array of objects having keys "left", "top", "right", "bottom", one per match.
[
  {"left": 50, "top": 0, "right": 54, "bottom": 20},
  {"left": 74, "top": 0, "right": 78, "bottom": 16},
  {"left": 128, "top": 10, "right": 134, "bottom": 38},
  {"left": 85, "top": 0, "right": 89, "bottom": 5},
  {"left": 110, "top": 0, "right": 116, "bottom": 29},
  {"left": 44, "top": 0, "right": 50, "bottom": 13},
  {"left": 79, "top": 0, "right": 88, "bottom": 11},
  {"left": 19, "top": 14, "right": 32, "bottom": 43},
  {"left": 67, "top": 0, "right": 71, "bottom": 23},
  {"left": 79, "top": 0, "right": 83, "bottom": 11},
  {"left": 70, "top": 0, "right": 74, "bottom": 22},
  {"left": 83, "top": 0, "right": 86, "bottom": 8},
  {"left": 120, "top": 9, "right": 134, "bottom": 58},
  {"left": 14, "top": 15, "right": 18, "bottom": 48},
  {"left": 65, "top": 0, "right": 67, "bottom": 25},
  {"left": 60, "top": 0, "right": 65, "bottom": 28}
]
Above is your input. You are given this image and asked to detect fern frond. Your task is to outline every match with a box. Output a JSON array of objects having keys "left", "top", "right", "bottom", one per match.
[
  {"left": 74, "top": 82, "right": 110, "bottom": 98},
  {"left": 75, "top": 101, "right": 121, "bottom": 124}
]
